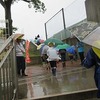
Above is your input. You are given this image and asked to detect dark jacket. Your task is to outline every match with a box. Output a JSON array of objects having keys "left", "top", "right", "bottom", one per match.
[{"left": 82, "top": 48, "right": 100, "bottom": 91}]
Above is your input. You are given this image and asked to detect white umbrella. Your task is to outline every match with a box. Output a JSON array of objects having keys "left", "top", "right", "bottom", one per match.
[{"left": 82, "top": 27, "right": 100, "bottom": 49}]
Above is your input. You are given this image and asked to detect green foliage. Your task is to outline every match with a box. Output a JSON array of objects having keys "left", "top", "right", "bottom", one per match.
[
  {"left": 0, "top": 27, "right": 18, "bottom": 36},
  {"left": 0, "top": 0, "right": 46, "bottom": 37},
  {"left": 12, "top": 0, "right": 46, "bottom": 13},
  {"left": 31, "top": 0, "right": 46, "bottom": 13},
  {"left": 0, "top": 28, "right": 5, "bottom": 37}
]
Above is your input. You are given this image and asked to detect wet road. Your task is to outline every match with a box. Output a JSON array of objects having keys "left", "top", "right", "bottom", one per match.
[{"left": 18, "top": 62, "right": 97, "bottom": 100}]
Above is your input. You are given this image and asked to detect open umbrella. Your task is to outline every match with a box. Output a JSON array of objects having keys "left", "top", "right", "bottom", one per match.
[
  {"left": 44, "top": 38, "right": 64, "bottom": 46},
  {"left": 82, "top": 27, "right": 100, "bottom": 49},
  {"left": 37, "top": 43, "right": 44, "bottom": 50},
  {"left": 66, "top": 46, "right": 75, "bottom": 54},
  {"left": 13, "top": 33, "right": 24, "bottom": 41},
  {"left": 56, "top": 44, "right": 70, "bottom": 50}
]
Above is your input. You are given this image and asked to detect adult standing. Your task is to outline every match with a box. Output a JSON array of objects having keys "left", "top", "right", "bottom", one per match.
[
  {"left": 15, "top": 38, "right": 27, "bottom": 76},
  {"left": 47, "top": 42, "right": 61, "bottom": 76}
]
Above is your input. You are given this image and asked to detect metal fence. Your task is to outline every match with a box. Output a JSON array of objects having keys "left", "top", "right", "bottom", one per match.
[
  {"left": 45, "top": 0, "right": 86, "bottom": 39},
  {"left": 0, "top": 34, "right": 18, "bottom": 100}
]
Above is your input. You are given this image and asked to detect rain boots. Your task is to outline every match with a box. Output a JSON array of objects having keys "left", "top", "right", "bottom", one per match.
[
  {"left": 52, "top": 67, "right": 56, "bottom": 76},
  {"left": 62, "top": 61, "right": 66, "bottom": 67}
]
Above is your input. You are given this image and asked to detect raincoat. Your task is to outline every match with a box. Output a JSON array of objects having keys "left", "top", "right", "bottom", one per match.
[
  {"left": 47, "top": 47, "right": 61, "bottom": 61},
  {"left": 82, "top": 48, "right": 100, "bottom": 98},
  {"left": 47, "top": 46, "right": 61, "bottom": 76}
]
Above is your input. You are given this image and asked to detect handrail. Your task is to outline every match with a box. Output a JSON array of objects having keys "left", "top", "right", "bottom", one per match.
[
  {"left": 0, "top": 34, "right": 18, "bottom": 100},
  {"left": 0, "top": 35, "right": 14, "bottom": 53},
  {"left": 0, "top": 46, "right": 13, "bottom": 68}
]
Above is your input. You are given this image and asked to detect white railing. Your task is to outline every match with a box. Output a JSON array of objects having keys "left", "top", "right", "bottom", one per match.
[{"left": 0, "top": 34, "right": 18, "bottom": 100}]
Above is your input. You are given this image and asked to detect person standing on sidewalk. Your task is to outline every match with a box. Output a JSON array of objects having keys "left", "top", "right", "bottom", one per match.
[
  {"left": 15, "top": 38, "right": 28, "bottom": 77},
  {"left": 47, "top": 42, "right": 61, "bottom": 76}
]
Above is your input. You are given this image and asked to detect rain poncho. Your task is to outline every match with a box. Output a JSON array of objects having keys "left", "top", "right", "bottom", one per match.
[
  {"left": 92, "top": 40, "right": 100, "bottom": 58},
  {"left": 47, "top": 47, "right": 61, "bottom": 61}
]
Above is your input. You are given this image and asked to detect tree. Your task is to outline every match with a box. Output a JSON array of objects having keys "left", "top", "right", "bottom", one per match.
[
  {"left": 0, "top": 26, "right": 18, "bottom": 37},
  {"left": 0, "top": 0, "right": 46, "bottom": 38}
]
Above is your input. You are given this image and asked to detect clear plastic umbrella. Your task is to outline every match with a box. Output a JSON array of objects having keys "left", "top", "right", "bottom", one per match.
[{"left": 82, "top": 27, "right": 100, "bottom": 49}]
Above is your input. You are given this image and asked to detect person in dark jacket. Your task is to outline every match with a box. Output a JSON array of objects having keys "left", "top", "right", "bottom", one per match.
[
  {"left": 76, "top": 40, "right": 84, "bottom": 63},
  {"left": 59, "top": 49, "right": 66, "bottom": 67},
  {"left": 82, "top": 43, "right": 100, "bottom": 98}
]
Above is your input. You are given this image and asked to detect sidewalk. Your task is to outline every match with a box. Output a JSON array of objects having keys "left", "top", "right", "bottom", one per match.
[
  {"left": 18, "top": 59, "right": 97, "bottom": 100},
  {"left": 25, "top": 59, "right": 82, "bottom": 77}
]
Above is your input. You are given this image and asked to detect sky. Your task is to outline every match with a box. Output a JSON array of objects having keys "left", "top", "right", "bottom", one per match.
[{"left": 0, "top": 0, "right": 85, "bottom": 40}]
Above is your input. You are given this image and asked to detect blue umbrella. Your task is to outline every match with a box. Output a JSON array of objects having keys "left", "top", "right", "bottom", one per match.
[{"left": 66, "top": 46, "right": 75, "bottom": 54}]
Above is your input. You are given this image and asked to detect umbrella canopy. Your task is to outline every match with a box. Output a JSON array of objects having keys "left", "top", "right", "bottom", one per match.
[
  {"left": 66, "top": 46, "right": 76, "bottom": 54},
  {"left": 44, "top": 38, "right": 64, "bottom": 46},
  {"left": 13, "top": 33, "right": 24, "bottom": 41},
  {"left": 37, "top": 43, "right": 44, "bottom": 50},
  {"left": 56, "top": 44, "right": 70, "bottom": 50},
  {"left": 82, "top": 27, "right": 100, "bottom": 49}
]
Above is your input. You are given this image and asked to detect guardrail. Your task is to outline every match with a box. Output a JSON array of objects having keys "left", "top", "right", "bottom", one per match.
[{"left": 0, "top": 35, "right": 18, "bottom": 100}]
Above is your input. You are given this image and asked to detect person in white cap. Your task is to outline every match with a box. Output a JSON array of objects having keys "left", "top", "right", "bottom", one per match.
[
  {"left": 15, "top": 38, "right": 28, "bottom": 77},
  {"left": 47, "top": 42, "right": 61, "bottom": 76}
]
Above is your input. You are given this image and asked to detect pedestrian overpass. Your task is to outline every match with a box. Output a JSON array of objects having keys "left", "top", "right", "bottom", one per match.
[{"left": 0, "top": 34, "right": 97, "bottom": 100}]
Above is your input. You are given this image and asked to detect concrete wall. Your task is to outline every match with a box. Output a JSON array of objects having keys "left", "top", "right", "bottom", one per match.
[
  {"left": 27, "top": 56, "right": 42, "bottom": 66},
  {"left": 85, "top": 0, "right": 100, "bottom": 23}
]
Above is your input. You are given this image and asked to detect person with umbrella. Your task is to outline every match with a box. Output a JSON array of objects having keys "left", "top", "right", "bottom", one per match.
[
  {"left": 47, "top": 42, "right": 61, "bottom": 76},
  {"left": 59, "top": 49, "right": 66, "bottom": 67},
  {"left": 37, "top": 43, "right": 50, "bottom": 70},
  {"left": 76, "top": 39, "right": 85, "bottom": 64},
  {"left": 66, "top": 45, "right": 78, "bottom": 63},
  {"left": 41, "top": 44, "right": 50, "bottom": 70},
  {"left": 15, "top": 37, "right": 28, "bottom": 77},
  {"left": 56, "top": 44, "right": 70, "bottom": 67},
  {"left": 82, "top": 40, "right": 100, "bottom": 98}
]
